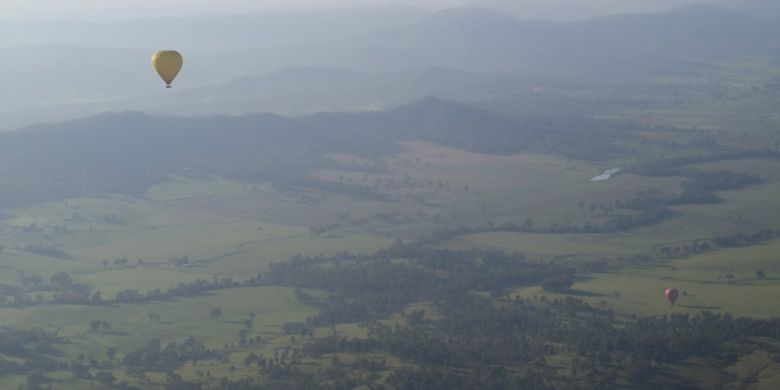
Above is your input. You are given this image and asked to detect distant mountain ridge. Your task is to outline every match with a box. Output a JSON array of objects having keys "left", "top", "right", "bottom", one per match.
[
  {"left": 183, "top": 4, "right": 778, "bottom": 81},
  {"left": 0, "top": 66, "right": 533, "bottom": 131},
  {"left": 349, "top": 4, "right": 779, "bottom": 73},
  {"left": 1, "top": 4, "right": 776, "bottom": 130}
]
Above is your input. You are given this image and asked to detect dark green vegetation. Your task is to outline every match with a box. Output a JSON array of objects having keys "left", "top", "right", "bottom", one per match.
[
  {"left": 0, "top": 96, "right": 701, "bottom": 208},
  {"left": 1, "top": 4, "right": 780, "bottom": 390}
]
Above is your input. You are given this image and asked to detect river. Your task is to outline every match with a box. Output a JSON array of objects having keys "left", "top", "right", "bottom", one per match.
[{"left": 590, "top": 167, "right": 622, "bottom": 182}]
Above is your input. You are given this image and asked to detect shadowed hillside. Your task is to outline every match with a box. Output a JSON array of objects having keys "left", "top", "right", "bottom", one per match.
[{"left": 0, "top": 97, "right": 642, "bottom": 207}]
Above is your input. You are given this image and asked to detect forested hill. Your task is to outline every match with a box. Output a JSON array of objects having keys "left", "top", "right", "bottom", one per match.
[{"left": 0, "top": 97, "right": 633, "bottom": 208}]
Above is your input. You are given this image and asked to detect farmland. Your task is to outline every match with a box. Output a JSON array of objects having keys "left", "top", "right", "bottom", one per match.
[
  {"left": 0, "top": 5, "right": 779, "bottom": 388},
  {"left": 0, "top": 116, "right": 777, "bottom": 387}
]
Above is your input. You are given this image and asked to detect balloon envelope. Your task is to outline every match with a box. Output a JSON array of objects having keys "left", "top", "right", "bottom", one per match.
[
  {"left": 665, "top": 288, "right": 679, "bottom": 305},
  {"left": 151, "top": 50, "right": 183, "bottom": 88}
]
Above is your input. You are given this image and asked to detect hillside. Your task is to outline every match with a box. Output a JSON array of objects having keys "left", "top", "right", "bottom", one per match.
[
  {"left": 0, "top": 97, "right": 643, "bottom": 208},
  {"left": 2, "top": 3, "right": 780, "bottom": 390}
]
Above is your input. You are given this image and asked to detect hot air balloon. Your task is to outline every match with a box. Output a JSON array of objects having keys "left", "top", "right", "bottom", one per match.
[
  {"left": 665, "top": 288, "right": 679, "bottom": 306},
  {"left": 151, "top": 50, "right": 183, "bottom": 88}
]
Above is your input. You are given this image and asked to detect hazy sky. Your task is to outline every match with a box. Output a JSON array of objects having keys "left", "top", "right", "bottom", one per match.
[
  {"left": 0, "top": 0, "right": 459, "bottom": 21},
  {"left": 0, "top": 0, "right": 731, "bottom": 22}
]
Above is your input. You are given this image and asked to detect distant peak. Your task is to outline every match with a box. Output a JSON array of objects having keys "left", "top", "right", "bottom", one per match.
[
  {"left": 417, "top": 94, "right": 446, "bottom": 103},
  {"left": 269, "top": 66, "right": 362, "bottom": 78},
  {"left": 665, "top": 3, "right": 740, "bottom": 16},
  {"left": 89, "top": 110, "right": 150, "bottom": 120},
  {"left": 398, "top": 95, "right": 454, "bottom": 109},
  {"left": 669, "top": 3, "right": 724, "bottom": 11},
  {"left": 423, "top": 7, "right": 518, "bottom": 25}
]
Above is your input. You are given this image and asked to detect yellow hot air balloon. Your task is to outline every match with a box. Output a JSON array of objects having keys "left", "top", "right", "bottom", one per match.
[{"left": 151, "top": 50, "right": 183, "bottom": 88}]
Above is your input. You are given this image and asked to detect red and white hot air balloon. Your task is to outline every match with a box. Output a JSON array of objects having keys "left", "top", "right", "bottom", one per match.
[{"left": 665, "top": 288, "right": 679, "bottom": 306}]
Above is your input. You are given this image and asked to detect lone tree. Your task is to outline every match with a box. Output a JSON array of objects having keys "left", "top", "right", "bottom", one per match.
[
  {"left": 210, "top": 307, "right": 223, "bottom": 320},
  {"left": 756, "top": 270, "right": 766, "bottom": 279}
]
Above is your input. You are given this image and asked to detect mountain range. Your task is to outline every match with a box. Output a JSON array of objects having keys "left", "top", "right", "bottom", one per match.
[{"left": 1, "top": 4, "right": 777, "bottom": 130}]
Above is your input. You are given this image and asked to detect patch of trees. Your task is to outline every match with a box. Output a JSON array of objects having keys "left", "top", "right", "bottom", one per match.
[
  {"left": 387, "top": 366, "right": 550, "bottom": 390},
  {"left": 18, "top": 273, "right": 43, "bottom": 288},
  {"left": 266, "top": 242, "right": 582, "bottom": 327},
  {"left": 629, "top": 150, "right": 780, "bottom": 177},
  {"left": 361, "top": 294, "right": 606, "bottom": 370},
  {"left": 609, "top": 312, "right": 780, "bottom": 363},
  {"left": 303, "top": 292, "right": 780, "bottom": 389},
  {"left": 0, "top": 274, "right": 265, "bottom": 310},
  {"left": 113, "top": 276, "right": 250, "bottom": 304},
  {"left": 679, "top": 171, "right": 762, "bottom": 198},
  {"left": 101, "top": 258, "right": 136, "bottom": 268},
  {"left": 712, "top": 229, "right": 779, "bottom": 248},
  {"left": 45, "top": 278, "right": 243, "bottom": 306},
  {"left": 19, "top": 245, "right": 72, "bottom": 260},
  {"left": 0, "top": 327, "right": 64, "bottom": 380},
  {"left": 121, "top": 337, "right": 223, "bottom": 371},
  {"left": 615, "top": 171, "right": 761, "bottom": 213},
  {"left": 281, "top": 322, "right": 308, "bottom": 336},
  {"left": 578, "top": 160, "right": 768, "bottom": 232},
  {"left": 415, "top": 204, "right": 671, "bottom": 244},
  {"left": 655, "top": 229, "right": 779, "bottom": 258},
  {"left": 50, "top": 272, "right": 74, "bottom": 288},
  {"left": 0, "top": 284, "right": 21, "bottom": 296},
  {"left": 260, "top": 238, "right": 780, "bottom": 389},
  {"left": 302, "top": 336, "right": 379, "bottom": 358},
  {"left": 602, "top": 204, "right": 671, "bottom": 232},
  {"left": 541, "top": 275, "right": 575, "bottom": 292}
]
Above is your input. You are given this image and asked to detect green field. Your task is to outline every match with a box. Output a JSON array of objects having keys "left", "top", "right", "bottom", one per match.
[
  {"left": 0, "top": 94, "right": 779, "bottom": 389},
  {"left": 512, "top": 240, "right": 780, "bottom": 318},
  {"left": 2, "top": 5, "right": 780, "bottom": 389},
  {"left": 0, "top": 286, "right": 316, "bottom": 389}
]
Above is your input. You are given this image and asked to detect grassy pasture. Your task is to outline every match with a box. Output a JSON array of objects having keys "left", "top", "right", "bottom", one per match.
[
  {"left": 0, "top": 176, "right": 394, "bottom": 290},
  {"left": 440, "top": 166, "right": 780, "bottom": 259},
  {"left": 74, "top": 268, "right": 209, "bottom": 297},
  {"left": 0, "top": 286, "right": 316, "bottom": 389},
  {"left": 618, "top": 88, "right": 780, "bottom": 149},
  {"left": 316, "top": 142, "right": 692, "bottom": 233},
  {"left": 0, "top": 175, "right": 406, "bottom": 387},
  {"left": 513, "top": 240, "right": 780, "bottom": 318},
  {"left": 442, "top": 231, "right": 645, "bottom": 258},
  {"left": 0, "top": 285, "right": 315, "bottom": 358},
  {"left": 0, "top": 117, "right": 777, "bottom": 388}
]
